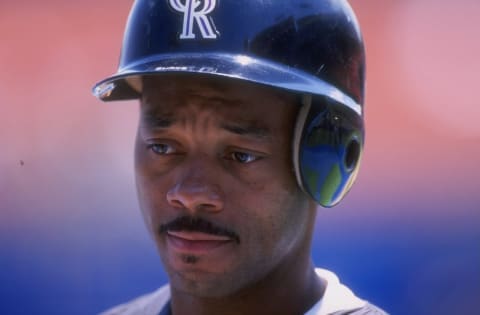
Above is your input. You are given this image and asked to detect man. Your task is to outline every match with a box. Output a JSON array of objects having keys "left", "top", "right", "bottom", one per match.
[{"left": 93, "top": 0, "right": 387, "bottom": 314}]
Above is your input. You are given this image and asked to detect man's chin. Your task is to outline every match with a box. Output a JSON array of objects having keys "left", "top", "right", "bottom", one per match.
[
  {"left": 156, "top": 237, "right": 249, "bottom": 297},
  {"left": 158, "top": 234, "right": 239, "bottom": 276},
  {"left": 168, "top": 269, "right": 243, "bottom": 298}
]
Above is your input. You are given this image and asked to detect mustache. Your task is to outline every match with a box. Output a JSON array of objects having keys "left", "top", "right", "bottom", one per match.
[{"left": 159, "top": 216, "right": 240, "bottom": 244}]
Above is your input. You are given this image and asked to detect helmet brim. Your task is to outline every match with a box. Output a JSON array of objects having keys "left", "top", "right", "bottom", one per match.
[{"left": 92, "top": 53, "right": 361, "bottom": 116}]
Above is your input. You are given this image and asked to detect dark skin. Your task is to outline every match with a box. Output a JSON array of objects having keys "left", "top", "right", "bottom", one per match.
[{"left": 134, "top": 74, "right": 325, "bottom": 315}]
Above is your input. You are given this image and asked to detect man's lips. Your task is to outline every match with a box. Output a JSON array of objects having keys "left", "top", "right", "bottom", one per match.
[
  {"left": 166, "top": 230, "right": 234, "bottom": 253},
  {"left": 167, "top": 231, "right": 233, "bottom": 241}
]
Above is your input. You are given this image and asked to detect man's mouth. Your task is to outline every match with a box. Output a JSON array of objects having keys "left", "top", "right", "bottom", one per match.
[
  {"left": 159, "top": 216, "right": 240, "bottom": 242},
  {"left": 166, "top": 230, "right": 235, "bottom": 253},
  {"left": 168, "top": 230, "right": 233, "bottom": 242},
  {"left": 159, "top": 216, "right": 240, "bottom": 255}
]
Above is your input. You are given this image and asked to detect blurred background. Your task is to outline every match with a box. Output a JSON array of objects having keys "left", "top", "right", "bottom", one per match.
[{"left": 1, "top": 0, "right": 479, "bottom": 314}]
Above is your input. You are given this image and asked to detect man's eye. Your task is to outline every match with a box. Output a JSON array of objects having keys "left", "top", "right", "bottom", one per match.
[
  {"left": 230, "top": 151, "right": 258, "bottom": 164},
  {"left": 148, "top": 143, "right": 175, "bottom": 155}
]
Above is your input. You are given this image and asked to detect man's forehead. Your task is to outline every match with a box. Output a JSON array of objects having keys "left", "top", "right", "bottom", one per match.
[
  {"left": 140, "top": 91, "right": 256, "bottom": 125},
  {"left": 139, "top": 74, "right": 298, "bottom": 135},
  {"left": 140, "top": 101, "right": 273, "bottom": 139},
  {"left": 141, "top": 77, "right": 249, "bottom": 117}
]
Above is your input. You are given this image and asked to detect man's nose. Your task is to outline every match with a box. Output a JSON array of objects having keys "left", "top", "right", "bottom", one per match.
[{"left": 166, "top": 160, "right": 224, "bottom": 214}]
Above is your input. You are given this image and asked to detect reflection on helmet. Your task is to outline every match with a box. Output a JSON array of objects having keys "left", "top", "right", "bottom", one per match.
[
  {"left": 92, "top": 0, "right": 366, "bottom": 207},
  {"left": 298, "top": 97, "right": 363, "bottom": 206}
]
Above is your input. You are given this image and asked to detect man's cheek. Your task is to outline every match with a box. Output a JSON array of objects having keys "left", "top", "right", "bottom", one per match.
[{"left": 136, "top": 182, "right": 162, "bottom": 233}]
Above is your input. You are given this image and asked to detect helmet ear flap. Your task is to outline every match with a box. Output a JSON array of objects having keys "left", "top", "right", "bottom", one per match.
[{"left": 294, "top": 95, "right": 364, "bottom": 207}]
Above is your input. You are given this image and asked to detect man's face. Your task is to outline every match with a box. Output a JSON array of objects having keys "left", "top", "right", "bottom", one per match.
[{"left": 135, "top": 75, "right": 316, "bottom": 297}]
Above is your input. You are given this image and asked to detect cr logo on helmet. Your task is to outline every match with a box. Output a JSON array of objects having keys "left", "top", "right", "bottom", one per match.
[{"left": 168, "top": 0, "right": 219, "bottom": 39}]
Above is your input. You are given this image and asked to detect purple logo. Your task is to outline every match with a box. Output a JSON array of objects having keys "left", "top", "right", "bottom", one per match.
[{"left": 168, "top": 0, "right": 218, "bottom": 39}]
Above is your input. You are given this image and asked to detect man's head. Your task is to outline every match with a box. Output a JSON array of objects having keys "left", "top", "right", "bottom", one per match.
[{"left": 93, "top": 0, "right": 365, "bottom": 300}]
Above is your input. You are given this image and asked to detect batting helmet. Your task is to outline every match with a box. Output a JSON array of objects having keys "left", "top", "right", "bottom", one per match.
[{"left": 92, "top": 0, "right": 366, "bottom": 207}]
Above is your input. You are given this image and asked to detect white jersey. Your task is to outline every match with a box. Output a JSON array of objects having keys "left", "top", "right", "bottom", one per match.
[{"left": 100, "top": 268, "right": 387, "bottom": 315}]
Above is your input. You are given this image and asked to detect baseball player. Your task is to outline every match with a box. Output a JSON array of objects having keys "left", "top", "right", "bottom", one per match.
[{"left": 93, "top": 0, "right": 387, "bottom": 314}]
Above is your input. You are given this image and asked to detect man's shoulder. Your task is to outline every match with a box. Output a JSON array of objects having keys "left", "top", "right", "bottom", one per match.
[
  {"left": 330, "top": 303, "right": 388, "bottom": 315},
  {"left": 310, "top": 268, "right": 388, "bottom": 315},
  {"left": 99, "top": 285, "right": 170, "bottom": 315}
]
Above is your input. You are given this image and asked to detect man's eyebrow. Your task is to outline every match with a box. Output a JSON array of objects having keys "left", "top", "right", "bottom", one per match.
[
  {"left": 141, "top": 113, "right": 175, "bottom": 128},
  {"left": 220, "top": 123, "right": 271, "bottom": 140}
]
